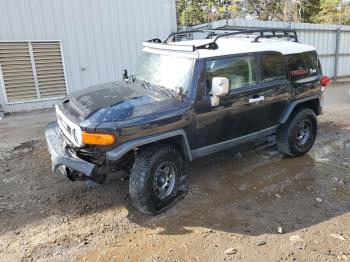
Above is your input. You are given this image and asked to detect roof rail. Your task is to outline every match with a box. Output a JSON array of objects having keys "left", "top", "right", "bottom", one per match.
[{"left": 146, "top": 28, "right": 298, "bottom": 52}]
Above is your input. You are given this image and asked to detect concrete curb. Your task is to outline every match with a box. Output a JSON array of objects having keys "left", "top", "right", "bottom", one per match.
[{"left": 334, "top": 77, "right": 350, "bottom": 85}]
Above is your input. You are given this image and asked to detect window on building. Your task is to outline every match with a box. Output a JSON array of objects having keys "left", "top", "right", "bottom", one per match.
[{"left": 206, "top": 55, "right": 256, "bottom": 93}]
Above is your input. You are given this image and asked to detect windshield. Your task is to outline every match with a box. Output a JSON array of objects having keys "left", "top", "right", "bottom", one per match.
[{"left": 135, "top": 52, "right": 194, "bottom": 92}]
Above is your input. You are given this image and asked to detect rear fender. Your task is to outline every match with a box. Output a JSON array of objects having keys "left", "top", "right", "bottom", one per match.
[{"left": 279, "top": 94, "right": 321, "bottom": 124}]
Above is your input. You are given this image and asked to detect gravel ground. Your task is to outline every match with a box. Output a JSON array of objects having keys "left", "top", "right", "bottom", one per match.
[{"left": 0, "top": 83, "right": 350, "bottom": 262}]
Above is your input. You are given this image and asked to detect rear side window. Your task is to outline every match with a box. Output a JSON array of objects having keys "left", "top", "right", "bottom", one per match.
[
  {"left": 206, "top": 55, "right": 256, "bottom": 92},
  {"left": 286, "top": 51, "right": 319, "bottom": 83},
  {"left": 261, "top": 53, "right": 286, "bottom": 81}
]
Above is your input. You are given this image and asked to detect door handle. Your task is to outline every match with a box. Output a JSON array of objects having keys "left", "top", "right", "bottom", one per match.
[{"left": 249, "top": 96, "right": 265, "bottom": 104}]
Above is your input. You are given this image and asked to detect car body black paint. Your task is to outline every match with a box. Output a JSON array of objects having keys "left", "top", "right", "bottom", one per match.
[{"left": 46, "top": 49, "right": 323, "bottom": 179}]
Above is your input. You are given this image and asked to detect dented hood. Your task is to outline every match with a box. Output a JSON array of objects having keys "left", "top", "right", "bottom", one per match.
[{"left": 61, "top": 81, "right": 186, "bottom": 123}]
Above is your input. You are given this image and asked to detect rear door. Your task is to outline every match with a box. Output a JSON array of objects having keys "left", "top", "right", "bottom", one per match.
[{"left": 257, "top": 52, "right": 292, "bottom": 129}]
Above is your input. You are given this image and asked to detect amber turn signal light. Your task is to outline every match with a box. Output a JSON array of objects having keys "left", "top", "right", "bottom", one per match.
[{"left": 82, "top": 131, "right": 116, "bottom": 145}]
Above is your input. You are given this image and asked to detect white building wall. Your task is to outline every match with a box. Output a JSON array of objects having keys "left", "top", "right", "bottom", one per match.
[{"left": 0, "top": 0, "right": 176, "bottom": 112}]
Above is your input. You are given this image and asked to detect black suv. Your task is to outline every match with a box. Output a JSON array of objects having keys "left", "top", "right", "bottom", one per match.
[{"left": 45, "top": 29, "right": 329, "bottom": 215}]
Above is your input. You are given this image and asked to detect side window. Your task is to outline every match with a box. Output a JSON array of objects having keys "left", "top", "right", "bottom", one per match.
[
  {"left": 261, "top": 53, "right": 286, "bottom": 81},
  {"left": 206, "top": 55, "right": 256, "bottom": 93},
  {"left": 286, "top": 51, "right": 319, "bottom": 83}
]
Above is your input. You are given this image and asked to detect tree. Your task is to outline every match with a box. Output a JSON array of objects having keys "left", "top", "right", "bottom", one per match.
[
  {"left": 175, "top": 0, "right": 350, "bottom": 27},
  {"left": 242, "top": 0, "right": 303, "bottom": 22},
  {"left": 312, "top": 0, "right": 350, "bottom": 25},
  {"left": 176, "top": 0, "right": 241, "bottom": 27},
  {"left": 300, "top": 0, "right": 321, "bottom": 23},
  {"left": 238, "top": 0, "right": 283, "bottom": 21}
]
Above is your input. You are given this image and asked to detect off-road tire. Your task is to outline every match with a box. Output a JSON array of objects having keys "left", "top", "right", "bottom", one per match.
[
  {"left": 129, "top": 144, "right": 187, "bottom": 215},
  {"left": 277, "top": 108, "right": 317, "bottom": 157}
]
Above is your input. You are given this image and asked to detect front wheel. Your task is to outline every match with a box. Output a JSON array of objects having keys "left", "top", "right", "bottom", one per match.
[
  {"left": 277, "top": 108, "right": 317, "bottom": 157},
  {"left": 129, "top": 144, "right": 187, "bottom": 215}
]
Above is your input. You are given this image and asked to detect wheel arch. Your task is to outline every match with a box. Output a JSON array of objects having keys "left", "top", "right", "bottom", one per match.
[
  {"left": 106, "top": 130, "right": 192, "bottom": 162},
  {"left": 280, "top": 95, "right": 321, "bottom": 124}
]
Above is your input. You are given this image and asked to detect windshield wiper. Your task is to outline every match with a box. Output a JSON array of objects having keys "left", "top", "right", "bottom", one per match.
[
  {"left": 141, "top": 80, "right": 151, "bottom": 90},
  {"left": 137, "top": 79, "right": 184, "bottom": 100},
  {"left": 155, "top": 85, "right": 185, "bottom": 100},
  {"left": 150, "top": 85, "right": 175, "bottom": 98}
]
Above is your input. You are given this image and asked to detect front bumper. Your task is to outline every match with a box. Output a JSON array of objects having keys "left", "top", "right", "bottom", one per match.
[{"left": 45, "top": 122, "right": 96, "bottom": 178}]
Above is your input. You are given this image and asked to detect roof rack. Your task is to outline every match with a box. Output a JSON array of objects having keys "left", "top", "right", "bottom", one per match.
[{"left": 144, "top": 28, "right": 299, "bottom": 52}]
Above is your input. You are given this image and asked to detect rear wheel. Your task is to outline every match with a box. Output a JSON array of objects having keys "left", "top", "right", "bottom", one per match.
[
  {"left": 277, "top": 108, "right": 317, "bottom": 157},
  {"left": 129, "top": 144, "right": 187, "bottom": 215}
]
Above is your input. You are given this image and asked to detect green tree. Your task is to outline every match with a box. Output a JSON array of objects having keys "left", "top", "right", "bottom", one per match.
[
  {"left": 176, "top": 0, "right": 241, "bottom": 27},
  {"left": 241, "top": 0, "right": 283, "bottom": 21},
  {"left": 175, "top": 0, "right": 350, "bottom": 27},
  {"left": 312, "top": 0, "right": 350, "bottom": 25},
  {"left": 300, "top": 0, "right": 321, "bottom": 23}
]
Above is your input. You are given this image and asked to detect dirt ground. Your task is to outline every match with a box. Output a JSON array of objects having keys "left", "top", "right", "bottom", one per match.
[{"left": 0, "top": 84, "right": 350, "bottom": 262}]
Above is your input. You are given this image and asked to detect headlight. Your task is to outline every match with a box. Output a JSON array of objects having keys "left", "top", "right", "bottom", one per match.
[{"left": 73, "top": 128, "right": 83, "bottom": 147}]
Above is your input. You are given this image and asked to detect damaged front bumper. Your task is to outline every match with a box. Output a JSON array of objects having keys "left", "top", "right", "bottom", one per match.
[{"left": 45, "top": 122, "right": 98, "bottom": 181}]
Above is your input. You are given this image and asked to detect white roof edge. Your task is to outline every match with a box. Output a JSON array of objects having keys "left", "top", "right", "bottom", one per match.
[
  {"left": 142, "top": 47, "right": 199, "bottom": 58},
  {"left": 142, "top": 41, "right": 195, "bottom": 52}
]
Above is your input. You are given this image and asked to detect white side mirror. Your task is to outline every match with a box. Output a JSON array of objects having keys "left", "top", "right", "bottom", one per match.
[{"left": 210, "top": 77, "right": 229, "bottom": 107}]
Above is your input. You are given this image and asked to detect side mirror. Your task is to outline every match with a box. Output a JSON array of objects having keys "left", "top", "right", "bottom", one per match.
[
  {"left": 122, "top": 69, "right": 128, "bottom": 81},
  {"left": 210, "top": 77, "right": 229, "bottom": 107}
]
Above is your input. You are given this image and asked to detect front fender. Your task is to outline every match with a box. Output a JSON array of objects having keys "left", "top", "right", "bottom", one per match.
[{"left": 106, "top": 129, "right": 192, "bottom": 162}]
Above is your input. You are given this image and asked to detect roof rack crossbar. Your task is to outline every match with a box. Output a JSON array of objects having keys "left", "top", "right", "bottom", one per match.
[
  {"left": 163, "top": 28, "right": 258, "bottom": 43},
  {"left": 211, "top": 29, "right": 298, "bottom": 44},
  {"left": 163, "top": 30, "right": 205, "bottom": 43}
]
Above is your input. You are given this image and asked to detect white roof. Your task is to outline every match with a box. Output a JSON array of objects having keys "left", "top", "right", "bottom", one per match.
[{"left": 143, "top": 37, "right": 316, "bottom": 59}]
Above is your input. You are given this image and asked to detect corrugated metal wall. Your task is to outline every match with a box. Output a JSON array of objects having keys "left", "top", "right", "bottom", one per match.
[
  {"left": 338, "top": 29, "right": 350, "bottom": 77},
  {"left": 192, "top": 18, "right": 350, "bottom": 79},
  {"left": 0, "top": 0, "right": 176, "bottom": 112}
]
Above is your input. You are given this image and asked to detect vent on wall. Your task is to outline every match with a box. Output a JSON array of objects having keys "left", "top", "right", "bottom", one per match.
[{"left": 0, "top": 41, "right": 67, "bottom": 103}]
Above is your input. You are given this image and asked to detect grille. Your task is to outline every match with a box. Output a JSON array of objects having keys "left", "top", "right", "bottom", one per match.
[
  {"left": 55, "top": 105, "right": 82, "bottom": 147},
  {"left": 57, "top": 114, "right": 72, "bottom": 135}
]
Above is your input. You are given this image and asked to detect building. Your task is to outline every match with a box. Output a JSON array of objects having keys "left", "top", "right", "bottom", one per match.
[{"left": 0, "top": 0, "right": 176, "bottom": 112}]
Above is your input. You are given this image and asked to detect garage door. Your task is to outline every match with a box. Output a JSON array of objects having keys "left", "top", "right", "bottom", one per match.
[{"left": 0, "top": 41, "right": 67, "bottom": 103}]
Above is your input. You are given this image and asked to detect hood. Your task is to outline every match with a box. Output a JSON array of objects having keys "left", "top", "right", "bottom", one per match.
[{"left": 61, "top": 81, "right": 187, "bottom": 123}]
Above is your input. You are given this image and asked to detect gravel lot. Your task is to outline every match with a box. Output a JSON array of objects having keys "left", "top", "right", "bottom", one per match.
[{"left": 0, "top": 83, "right": 350, "bottom": 262}]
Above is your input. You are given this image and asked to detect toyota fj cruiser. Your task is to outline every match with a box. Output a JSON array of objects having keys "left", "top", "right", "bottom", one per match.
[{"left": 45, "top": 29, "right": 330, "bottom": 215}]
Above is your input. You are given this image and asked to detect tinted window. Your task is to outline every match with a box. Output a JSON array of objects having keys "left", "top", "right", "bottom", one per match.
[
  {"left": 286, "top": 51, "right": 319, "bottom": 83},
  {"left": 262, "top": 53, "right": 286, "bottom": 81},
  {"left": 206, "top": 56, "right": 255, "bottom": 92}
]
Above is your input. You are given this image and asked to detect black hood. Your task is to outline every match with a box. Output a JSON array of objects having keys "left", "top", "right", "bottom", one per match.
[{"left": 61, "top": 81, "right": 187, "bottom": 123}]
